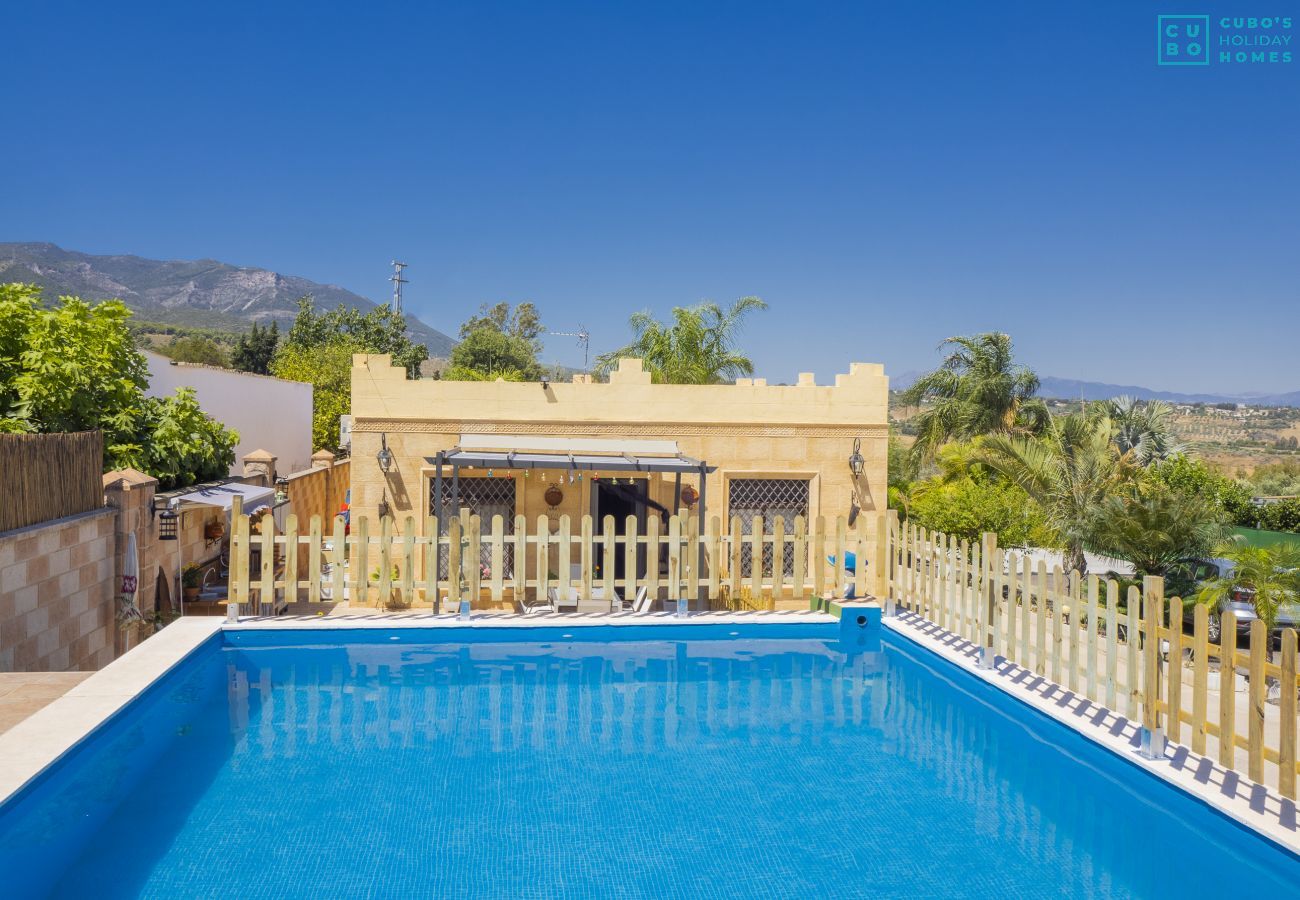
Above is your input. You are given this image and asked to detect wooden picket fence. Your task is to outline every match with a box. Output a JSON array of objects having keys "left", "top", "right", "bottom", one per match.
[
  {"left": 885, "top": 514, "right": 1300, "bottom": 801},
  {"left": 228, "top": 498, "right": 889, "bottom": 615}
]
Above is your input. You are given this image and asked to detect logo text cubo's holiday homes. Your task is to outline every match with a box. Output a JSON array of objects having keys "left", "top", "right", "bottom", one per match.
[{"left": 1158, "top": 15, "right": 1293, "bottom": 66}]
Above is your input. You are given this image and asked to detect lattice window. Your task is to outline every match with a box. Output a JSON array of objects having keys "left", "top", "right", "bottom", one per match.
[
  {"left": 429, "top": 477, "right": 517, "bottom": 578},
  {"left": 729, "top": 478, "right": 810, "bottom": 578}
]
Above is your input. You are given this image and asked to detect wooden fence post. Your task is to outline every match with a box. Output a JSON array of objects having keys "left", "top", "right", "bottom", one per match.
[
  {"left": 354, "top": 516, "right": 370, "bottom": 607},
  {"left": 1248, "top": 619, "right": 1266, "bottom": 783},
  {"left": 378, "top": 516, "right": 393, "bottom": 609},
  {"left": 1126, "top": 584, "right": 1141, "bottom": 721},
  {"left": 308, "top": 515, "right": 322, "bottom": 604},
  {"left": 447, "top": 516, "right": 462, "bottom": 608},
  {"left": 1219, "top": 611, "right": 1237, "bottom": 769},
  {"left": 1166, "top": 597, "right": 1183, "bottom": 745},
  {"left": 1086, "top": 574, "right": 1099, "bottom": 701},
  {"left": 401, "top": 516, "right": 416, "bottom": 609},
  {"left": 1140, "top": 575, "right": 1165, "bottom": 758},
  {"left": 1279, "top": 628, "right": 1297, "bottom": 800},
  {"left": 602, "top": 514, "right": 616, "bottom": 607},
  {"left": 331, "top": 516, "right": 345, "bottom": 608},
  {"left": 284, "top": 513, "right": 299, "bottom": 605},
  {"left": 1191, "top": 604, "right": 1209, "bottom": 756},
  {"left": 259, "top": 512, "right": 275, "bottom": 615},
  {"left": 1105, "top": 579, "right": 1119, "bottom": 711},
  {"left": 490, "top": 515, "right": 505, "bottom": 606},
  {"left": 425, "top": 516, "right": 441, "bottom": 610}
]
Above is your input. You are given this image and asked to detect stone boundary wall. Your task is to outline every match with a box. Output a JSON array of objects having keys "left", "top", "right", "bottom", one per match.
[{"left": 0, "top": 508, "right": 117, "bottom": 671}]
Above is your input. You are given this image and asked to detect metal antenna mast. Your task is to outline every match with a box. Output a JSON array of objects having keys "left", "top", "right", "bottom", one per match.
[
  {"left": 548, "top": 326, "right": 591, "bottom": 370},
  {"left": 389, "top": 260, "right": 408, "bottom": 314}
]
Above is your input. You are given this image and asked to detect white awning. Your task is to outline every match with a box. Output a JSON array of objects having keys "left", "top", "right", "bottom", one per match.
[
  {"left": 174, "top": 482, "right": 275, "bottom": 513},
  {"left": 458, "top": 434, "right": 680, "bottom": 457}
]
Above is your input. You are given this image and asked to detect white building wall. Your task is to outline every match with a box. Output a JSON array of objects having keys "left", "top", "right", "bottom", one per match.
[{"left": 144, "top": 351, "right": 313, "bottom": 475}]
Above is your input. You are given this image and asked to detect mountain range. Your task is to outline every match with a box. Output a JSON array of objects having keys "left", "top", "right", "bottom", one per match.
[
  {"left": 5, "top": 242, "right": 1297, "bottom": 405},
  {"left": 0, "top": 242, "right": 457, "bottom": 356},
  {"left": 892, "top": 372, "right": 1300, "bottom": 408}
]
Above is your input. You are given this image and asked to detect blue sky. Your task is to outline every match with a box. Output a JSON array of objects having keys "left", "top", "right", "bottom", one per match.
[{"left": 3, "top": 1, "right": 1297, "bottom": 393}]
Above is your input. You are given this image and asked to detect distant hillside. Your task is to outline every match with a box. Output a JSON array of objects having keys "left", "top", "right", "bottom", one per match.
[
  {"left": 1036, "top": 377, "right": 1300, "bottom": 408},
  {"left": 0, "top": 242, "right": 456, "bottom": 356},
  {"left": 891, "top": 371, "right": 1300, "bottom": 408}
]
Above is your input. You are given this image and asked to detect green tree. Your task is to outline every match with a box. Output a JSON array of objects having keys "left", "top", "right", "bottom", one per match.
[
  {"left": 1, "top": 283, "right": 237, "bottom": 483},
  {"left": 900, "top": 332, "right": 1049, "bottom": 463},
  {"left": 594, "top": 296, "right": 767, "bottom": 384},
  {"left": 978, "top": 410, "right": 1137, "bottom": 574},
  {"left": 271, "top": 340, "right": 355, "bottom": 450},
  {"left": 230, "top": 321, "right": 279, "bottom": 374},
  {"left": 1088, "top": 481, "right": 1227, "bottom": 577},
  {"left": 1149, "top": 455, "right": 1254, "bottom": 524},
  {"left": 1257, "top": 499, "right": 1300, "bottom": 533},
  {"left": 909, "top": 473, "right": 1053, "bottom": 547},
  {"left": 113, "top": 388, "right": 239, "bottom": 489},
  {"left": 1250, "top": 459, "right": 1300, "bottom": 498},
  {"left": 446, "top": 327, "right": 542, "bottom": 381},
  {"left": 1103, "top": 396, "right": 1184, "bottom": 466},
  {"left": 1, "top": 283, "right": 147, "bottom": 456},
  {"left": 276, "top": 297, "right": 430, "bottom": 448},
  {"left": 161, "top": 335, "right": 229, "bottom": 367},
  {"left": 1194, "top": 543, "right": 1300, "bottom": 651},
  {"left": 285, "top": 297, "right": 427, "bottom": 377},
  {"left": 459, "top": 301, "right": 544, "bottom": 351}
]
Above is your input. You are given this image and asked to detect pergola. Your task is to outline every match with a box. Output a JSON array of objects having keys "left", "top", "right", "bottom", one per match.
[{"left": 426, "top": 435, "right": 715, "bottom": 533}]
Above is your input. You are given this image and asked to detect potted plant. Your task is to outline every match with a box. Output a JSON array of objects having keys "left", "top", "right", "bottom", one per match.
[{"left": 181, "top": 564, "right": 203, "bottom": 601}]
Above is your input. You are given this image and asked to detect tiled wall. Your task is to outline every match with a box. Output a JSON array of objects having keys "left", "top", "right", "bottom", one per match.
[{"left": 0, "top": 508, "right": 117, "bottom": 671}]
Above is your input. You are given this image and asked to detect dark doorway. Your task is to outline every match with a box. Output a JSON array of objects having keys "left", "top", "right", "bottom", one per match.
[{"left": 594, "top": 480, "right": 648, "bottom": 582}]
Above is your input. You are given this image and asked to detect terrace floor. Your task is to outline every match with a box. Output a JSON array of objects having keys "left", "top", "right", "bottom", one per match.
[{"left": 0, "top": 672, "right": 92, "bottom": 735}]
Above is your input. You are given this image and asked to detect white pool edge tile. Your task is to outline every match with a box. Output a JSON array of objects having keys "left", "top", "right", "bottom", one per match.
[{"left": 883, "top": 611, "right": 1300, "bottom": 857}]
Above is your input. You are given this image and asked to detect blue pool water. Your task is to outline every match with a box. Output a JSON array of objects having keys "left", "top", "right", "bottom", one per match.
[{"left": 2, "top": 621, "right": 1298, "bottom": 898}]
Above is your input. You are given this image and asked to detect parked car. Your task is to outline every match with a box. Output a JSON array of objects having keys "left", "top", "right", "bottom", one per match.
[{"left": 1170, "top": 557, "right": 1300, "bottom": 645}]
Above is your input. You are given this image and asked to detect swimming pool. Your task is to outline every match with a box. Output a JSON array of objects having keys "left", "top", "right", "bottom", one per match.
[{"left": 2, "top": 619, "right": 1298, "bottom": 898}]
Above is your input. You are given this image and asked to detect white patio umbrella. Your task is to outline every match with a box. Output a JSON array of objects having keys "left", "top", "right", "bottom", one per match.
[{"left": 119, "top": 531, "right": 144, "bottom": 650}]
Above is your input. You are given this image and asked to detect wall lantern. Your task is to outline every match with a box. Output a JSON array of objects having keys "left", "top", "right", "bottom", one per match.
[
  {"left": 153, "top": 497, "right": 178, "bottom": 541},
  {"left": 848, "top": 437, "right": 865, "bottom": 479},
  {"left": 377, "top": 433, "right": 395, "bottom": 474},
  {"left": 544, "top": 483, "right": 564, "bottom": 508}
]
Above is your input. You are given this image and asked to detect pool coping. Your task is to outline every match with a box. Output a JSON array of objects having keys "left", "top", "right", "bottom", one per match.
[
  {"left": 0, "top": 611, "right": 833, "bottom": 807},
  {"left": 883, "top": 610, "right": 1300, "bottom": 858},
  {"left": 0, "top": 616, "right": 225, "bottom": 805}
]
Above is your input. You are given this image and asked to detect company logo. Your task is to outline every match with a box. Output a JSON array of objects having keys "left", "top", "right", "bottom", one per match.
[
  {"left": 1157, "top": 14, "right": 1294, "bottom": 65},
  {"left": 1158, "top": 15, "right": 1210, "bottom": 65}
]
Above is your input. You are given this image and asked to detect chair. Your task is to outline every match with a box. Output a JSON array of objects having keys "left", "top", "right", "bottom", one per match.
[
  {"left": 632, "top": 586, "right": 653, "bottom": 614},
  {"left": 608, "top": 585, "right": 649, "bottom": 613},
  {"left": 550, "top": 583, "right": 579, "bottom": 612},
  {"left": 518, "top": 589, "right": 557, "bottom": 616}
]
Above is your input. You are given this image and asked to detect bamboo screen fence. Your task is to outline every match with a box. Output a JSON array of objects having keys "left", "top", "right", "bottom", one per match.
[{"left": 0, "top": 430, "right": 104, "bottom": 533}]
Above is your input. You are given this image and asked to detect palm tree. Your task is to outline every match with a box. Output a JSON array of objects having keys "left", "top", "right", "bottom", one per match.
[
  {"left": 1194, "top": 544, "right": 1300, "bottom": 653},
  {"left": 901, "top": 333, "right": 1049, "bottom": 463},
  {"left": 1104, "top": 396, "right": 1184, "bottom": 466},
  {"left": 1089, "top": 483, "right": 1227, "bottom": 578},
  {"left": 594, "top": 296, "right": 767, "bottom": 384},
  {"left": 977, "top": 410, "right": 1136, "bottom": 574}
]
